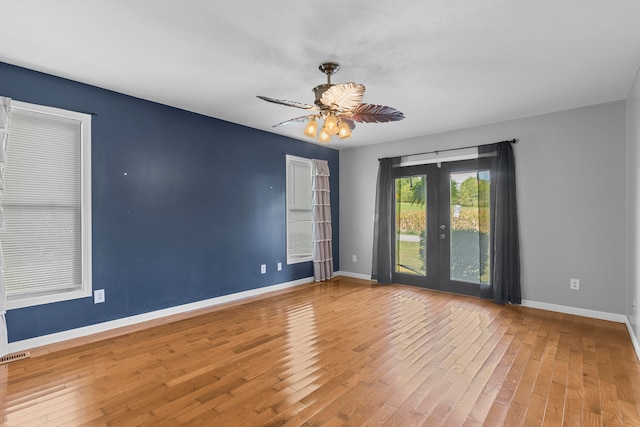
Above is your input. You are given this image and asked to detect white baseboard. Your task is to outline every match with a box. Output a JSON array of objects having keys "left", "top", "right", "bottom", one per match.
[
  {"left": 336, "top": 272, "right": 629, "bottom": 323},
  {"left": 337, "top": 272, "right": 629, "bottom": 322},
  {"left": 626, "top": 318, "right": 640, "bottom": 363},
  {"left": 7, "top": 277, "right": 313, "bottom": 354},
  {"left": 334, "top": 271, "right": 374, "bottom": 281},
  {"left": 520, "top": 299, "right": 627, "bottom": 323}
]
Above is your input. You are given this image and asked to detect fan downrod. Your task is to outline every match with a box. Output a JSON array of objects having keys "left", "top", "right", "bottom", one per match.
[{"left": 319, "top": 62, "right": 339, "bottom": 84}]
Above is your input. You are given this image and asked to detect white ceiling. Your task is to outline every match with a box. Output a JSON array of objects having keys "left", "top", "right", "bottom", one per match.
[{"left": 2, "top": 0, "right": 640, "bottom": 149}]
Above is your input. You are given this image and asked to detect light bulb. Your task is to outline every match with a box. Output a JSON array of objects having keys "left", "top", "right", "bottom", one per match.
[
  {"left": 318, "top": 128, "right": 331, "bottom": 143},
  {"left": 303, "top": 117, "right": 318, "bottom": 138},
  {"left": 324, "top": 114, "right": 337, "bottom": 132},
  {"left": 338, "top": 122, "right": 352, "bottom": 139}
]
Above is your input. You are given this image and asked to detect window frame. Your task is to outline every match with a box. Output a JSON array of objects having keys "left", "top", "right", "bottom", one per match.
[
  {"left": 285, "top": 155, "right": 313, "bottom": 265},
  {"left": 4, "top": 100, "right": 92, "bottom": 310}
]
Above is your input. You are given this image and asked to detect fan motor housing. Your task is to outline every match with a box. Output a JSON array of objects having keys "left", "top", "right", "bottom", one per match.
[{"left": 313, "top": 84, "right": 333, "bottom": 108}]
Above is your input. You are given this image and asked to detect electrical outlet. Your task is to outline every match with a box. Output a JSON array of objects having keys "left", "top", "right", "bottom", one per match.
[
  {"left": 352, "top": 255, "right": 357, "bottom": 263},
  {"left": 261, "top": 264, "right": 266, "bottom": 274},
  {"left": 94, "top": 289, "right": 105, "bottom": 304},
  {"left": 569, "top": 278, "right": 580, "bottom": 290},
  {"left": 277, "top": 262, "right": 282, "bottom": 271}
]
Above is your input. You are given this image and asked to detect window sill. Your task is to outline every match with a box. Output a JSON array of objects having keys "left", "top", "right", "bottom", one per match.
[{"left": 7, "top": 288, "right": 92, "bottom": 310}]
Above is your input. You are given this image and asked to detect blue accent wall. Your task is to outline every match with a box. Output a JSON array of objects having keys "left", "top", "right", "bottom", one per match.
[{"left": 0, "top": 62, "right": 339, "bottom": 342}]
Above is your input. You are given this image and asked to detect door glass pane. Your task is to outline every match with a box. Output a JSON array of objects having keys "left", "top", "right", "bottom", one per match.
[
  {"left": 449, "top": 171, "right": 491, "bottom": 284},
  {"left": 395, "top": 175, "right": 426, "bottom": 276}
]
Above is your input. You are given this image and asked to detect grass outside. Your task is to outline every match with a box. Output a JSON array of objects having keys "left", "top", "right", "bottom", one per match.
[
  {"left": 397, "top": 201, "right": 425, "bottom": 213},
  {"left": 396, "top": 240, "right": 425, "bottom": 276},
  {"left": 396, "top": 230, "right": 490, "bottom": 284}
]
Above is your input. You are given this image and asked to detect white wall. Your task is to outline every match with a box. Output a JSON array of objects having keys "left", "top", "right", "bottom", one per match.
[
  {"left": 340, "top": 101, "right": 627, "bottom": 314},
  {"left": 627, "top": 69, "right": 640, "bottom": 339}
]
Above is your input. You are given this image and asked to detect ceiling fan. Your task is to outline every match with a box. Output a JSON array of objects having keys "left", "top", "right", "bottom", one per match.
[{"left": 257, "top": 62, "right": 404, "bottom": 142}]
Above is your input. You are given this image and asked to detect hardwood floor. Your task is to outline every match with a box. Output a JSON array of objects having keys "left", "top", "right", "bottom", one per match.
[{"left": 1, "top": 276, "right": 640, "bottom": 426}]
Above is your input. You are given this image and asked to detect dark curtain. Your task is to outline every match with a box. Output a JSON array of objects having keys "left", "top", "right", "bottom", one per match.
[
  {"left": 476, "top": 167, "right": 491, "bottom": 292},
  {"left": 479, "top": 141, "right": 521, "bottom": 304},
  {"left": 371, "top": 157, "right": 400, "bottom": 283}
]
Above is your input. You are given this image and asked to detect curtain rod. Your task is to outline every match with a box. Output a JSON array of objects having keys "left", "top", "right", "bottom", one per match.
[{"left": 378, "top": 138, "right": 517, "bottom": 161}]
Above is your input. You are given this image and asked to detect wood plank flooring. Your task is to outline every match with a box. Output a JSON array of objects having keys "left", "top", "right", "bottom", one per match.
[{"left": 1, "top": 276, "right": 640, "bottom": 426}]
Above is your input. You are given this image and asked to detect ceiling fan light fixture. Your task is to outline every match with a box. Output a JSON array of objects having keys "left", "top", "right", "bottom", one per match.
[
  {"left": 324, "top": 114, "right": 337, "bottom": 133},
  {"left": 338, "top": 121, "right": 352, "bottom": 139},
  {"left": 318, "top": 128, "right": 331, "bottom": 143},
  {"left": 304, "top": 117, "right": 318, "bottom": 138}
]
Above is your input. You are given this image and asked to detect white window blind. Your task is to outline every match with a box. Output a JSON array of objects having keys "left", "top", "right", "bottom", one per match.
[
  {"left": 1, "top": 102, "right": 92, "bottom": 308},
  {"left": 286, "top": 155, "right": 312, "bottom": 264}
]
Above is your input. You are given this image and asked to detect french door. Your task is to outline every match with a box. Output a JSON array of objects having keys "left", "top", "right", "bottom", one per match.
[{"left": 392, "top": 159, "right": 491, "bottom": 297}]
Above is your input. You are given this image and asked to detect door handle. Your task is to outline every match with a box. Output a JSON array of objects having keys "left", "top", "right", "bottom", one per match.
[{"left": 440, "top": 233, "right": 446, "bottom": 240}]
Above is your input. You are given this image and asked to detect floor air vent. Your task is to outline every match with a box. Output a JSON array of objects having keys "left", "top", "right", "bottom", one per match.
[{"left": 0, "top": 351, "right": 31, "bottom": 365}]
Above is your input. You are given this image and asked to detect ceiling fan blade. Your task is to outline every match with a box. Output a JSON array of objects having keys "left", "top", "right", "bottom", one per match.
[
  {"left": 272, "top": 115, "right": 310, "bottom": 127},
  {"left": 320, "top": 83, "right": 365, "bottom": 111},
  {"left": 257, "top": 96, "right": 318, "bottom": 111},
  {"left": 349, "top": 103, "right": 405, "bottom": 123}
]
